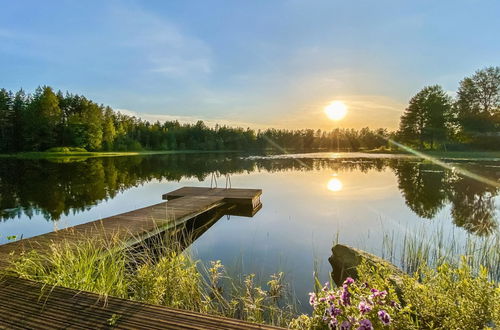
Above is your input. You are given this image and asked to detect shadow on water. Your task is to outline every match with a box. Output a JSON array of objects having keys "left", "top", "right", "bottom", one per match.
[
  {"left": 133, "top": 202, "right": 261, "bottom": 265},
  {"left": 0, "top": 153, "right": 499, "bottom": 236}
]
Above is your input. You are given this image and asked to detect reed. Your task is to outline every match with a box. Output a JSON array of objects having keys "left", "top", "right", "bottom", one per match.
[{"left": 380, "top": 226, "right": 500, "bottom": 281}]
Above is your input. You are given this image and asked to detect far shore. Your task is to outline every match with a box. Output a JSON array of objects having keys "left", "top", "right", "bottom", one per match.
[
  {"left": 0, "top": 150, "right": 239, "bottom": 159},
  {"left": 365, "top": 149, "right": 500, "bottom": 160},
  {"left": 0, "top": 149, "right": 498, "bottom": 160}
]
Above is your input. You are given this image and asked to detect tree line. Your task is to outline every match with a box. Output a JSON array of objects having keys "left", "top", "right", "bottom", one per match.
[
  {"left": 0, "top": 86, "right": 389, "bottom": 153},
  {"left": 397, "top": 66, "right": 500, "bottom": 150}
]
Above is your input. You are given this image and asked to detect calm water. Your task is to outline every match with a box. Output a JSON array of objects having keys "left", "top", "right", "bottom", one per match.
[{"left": 1, "top": 153, "right": 499, "bottom": 309}]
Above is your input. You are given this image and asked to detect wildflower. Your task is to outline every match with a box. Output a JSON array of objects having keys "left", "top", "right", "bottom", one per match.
[
  {"left": 358, "top": 301, "right": 372, "bottom": 314},
  {"left": 343, "top": 277, "right": 354, "bottom": 285},
  {"left": 390, "top": 300, "right": 400, "bottom": 308},
  {"left": 341, "top": 284, "right": 351, "bottom": 305},
  {"left": 328, "top": 305, "right": 342, "bottom": 317},
  {"left": 328, "top": 318, "right": 338, "bottom": 329},
  {"left": 319, "top": 297, "right": 327, "bottom": 303},
  {"left": 309, "top": 292, "right": 317, "bottom": 306},
  {"left": 357, "top": 319, "right": 374, "bottom": 330},
  {"left": 340, "top": 320, "right": 351, "bottom": 330},
  {"left": 377, "top": 310, "right": 391, "bottom": 325},
  {"left": 369, "top": 289, "right": 387, "bottom": 301},
  {"left": 322, "top": 282, "right": 330, "bottom": 291}
]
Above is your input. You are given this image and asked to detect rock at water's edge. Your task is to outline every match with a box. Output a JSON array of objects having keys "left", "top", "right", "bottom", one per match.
[{"left": 329, "top": 244, "right": 404, "bottom": 286}]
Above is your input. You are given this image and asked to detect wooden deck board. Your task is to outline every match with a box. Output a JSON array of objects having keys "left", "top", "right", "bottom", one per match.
[
  {"left": 0, "top": 275, "right": 279, "bottom": 329},
  {"left": 163, "top": 187, "right": 262, "bottom": 209}
]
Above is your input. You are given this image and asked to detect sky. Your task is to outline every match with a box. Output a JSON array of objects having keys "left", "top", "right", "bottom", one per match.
[{"left": 1, "top": 0, "right": 499, "bottom": 130}]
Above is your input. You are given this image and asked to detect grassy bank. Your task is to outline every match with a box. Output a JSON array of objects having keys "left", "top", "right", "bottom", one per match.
[{"left": 0, "top": 149, "right": 239, "bottom": 160}]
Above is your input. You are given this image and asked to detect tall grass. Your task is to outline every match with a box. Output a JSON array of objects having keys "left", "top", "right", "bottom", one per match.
[
  {"left": 380, "top": 226, "right": 500, "bottom": 281},
  {"left": 5, "top": 231, "right": 296, "bottom": 327}
]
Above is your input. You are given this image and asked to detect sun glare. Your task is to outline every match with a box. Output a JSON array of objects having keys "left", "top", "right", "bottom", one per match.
[
  {"left": 324, "top": 101, "right": 347, "bottom": 121},
  {"left": 327, "top": 176, "right": 343, "bottom": 192}
]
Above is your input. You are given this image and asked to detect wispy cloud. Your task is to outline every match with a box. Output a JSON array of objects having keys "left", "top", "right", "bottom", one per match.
[
  {"left": 116, "top": 108, "right": 263, "bottom": 129},
  {"left": 108, "top": 4, "right": 212, "bottom": 78}
]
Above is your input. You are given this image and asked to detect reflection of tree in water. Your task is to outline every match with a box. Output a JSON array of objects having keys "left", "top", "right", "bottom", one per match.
[
  {"left": 0, "top": 155, "right": 498, "bottom": 236},
  {"left": 391, "top": 160, "right": 499, "bottom": 236},
  {"left": 392, "top": 162, "right": 447, "bottom": 219},
  {"left": 447, "top": 173, "right": 498, "bottom": 236},
  {"left": 0, "top": 156, "right": 391, "bottom": 221}
]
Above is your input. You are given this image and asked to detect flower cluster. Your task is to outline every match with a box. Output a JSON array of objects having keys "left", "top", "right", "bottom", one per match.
[{"left": 308, "top": 277, "right": 395, "bottom": 329}]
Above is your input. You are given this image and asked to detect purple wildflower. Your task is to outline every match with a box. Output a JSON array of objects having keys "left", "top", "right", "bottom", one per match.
[
  {"left": 357, "top": 319, "right": 374, "bottom": 330},
  {"left": 340, "top": 320, "right": 351, "bottom": 330},
  {"left": 378, "top": 310, "right": 391, "bottom": 325},
  {"left": 319, "top": 297, "right": 327, "bottom": 303},
  {"left": 369, "top": 289, "right": 387, "bottom": 301},
  {"left": 358, "top": 301, "right": 372, "bottom": 314},
  {"left": 341, "top": 284, "right": 351, "bottom": 305},
  {"left": 328, "top": 317, "right": 338, "bottom": 329},
  {"left": 322, "top": 282, "right": 330, "bottom": 291},
  {"left": 343, "top": 277, "right": 355, "bottom": 285},
  {"left": 328, "top": 305, "right": 342, "bottom": 317}
]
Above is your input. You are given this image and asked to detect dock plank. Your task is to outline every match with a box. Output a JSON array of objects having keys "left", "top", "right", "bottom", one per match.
[{"left": 0, "top": 275, "right": 280, "bottom": 329}]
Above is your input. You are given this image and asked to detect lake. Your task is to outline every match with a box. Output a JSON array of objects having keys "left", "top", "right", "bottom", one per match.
[{"left": 1, "top": 152, "right": 499, "bottom": 310}]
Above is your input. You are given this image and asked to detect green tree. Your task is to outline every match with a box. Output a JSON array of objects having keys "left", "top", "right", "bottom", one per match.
[
  {"left": 26, "top": 86, "right": 62, "bottom": 150},
  {"left": 399, "top": 85, "right": 451, "bottom": 149},
  {"left": 102, "top": 106, "right": 116, "bottom": 150},
  {"left": 11, "top": 90, "right": 27, "bottom": 151},
  {"left": 0, "top": 89, "right": 13, "bottom": 152},
  {"left": 454, "top": 66, "right": 500, "bottom": 144}
]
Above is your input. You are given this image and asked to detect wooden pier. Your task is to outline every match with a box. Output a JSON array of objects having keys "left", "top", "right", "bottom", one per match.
[
  {"left": 0, "top": 187, "right": 261, "bottom": 270},
  {"left": 0, "top": 187, "right": 271, "bottom": 329}
]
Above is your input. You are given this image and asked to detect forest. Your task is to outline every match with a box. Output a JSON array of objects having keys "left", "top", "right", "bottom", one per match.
[
  {"left": 0, "top": 86, "right": 388, "bottom": 153},
  {"left": 0, "top": 66, "right": 498, "bottom": 153}
]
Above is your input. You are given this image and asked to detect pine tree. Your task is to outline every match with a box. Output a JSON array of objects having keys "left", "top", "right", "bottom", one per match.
[
  {"left": 26, "top": 86, "right": 62, "bottom": 150},
  {"left": 0, "top": 89, "right": 13, "bottom": 152}
]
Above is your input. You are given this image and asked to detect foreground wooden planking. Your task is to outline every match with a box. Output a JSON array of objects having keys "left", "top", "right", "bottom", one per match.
[{"left": 0, "top": 275, "right": 281, "bottom": 329}]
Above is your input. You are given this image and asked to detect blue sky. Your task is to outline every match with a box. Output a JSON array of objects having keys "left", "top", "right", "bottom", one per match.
[{"left": 1, "top": 0, "right": 499, "bottom": 129}]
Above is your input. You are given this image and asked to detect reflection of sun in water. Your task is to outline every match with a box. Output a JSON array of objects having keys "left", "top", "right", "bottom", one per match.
[
  {"left": 324, "top": 101, "right": 347, "bottom": 121},
  {"left": 327, "top": 176, "right": 343, "bottom": 192}
]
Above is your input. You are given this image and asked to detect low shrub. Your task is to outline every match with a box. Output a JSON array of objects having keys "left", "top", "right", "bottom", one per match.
[
  {"left": 45, "top": 147, "right": 88, "bottom": 153},
  {"left": 291, "top": 258, "right": 499, "bottom": 329}
]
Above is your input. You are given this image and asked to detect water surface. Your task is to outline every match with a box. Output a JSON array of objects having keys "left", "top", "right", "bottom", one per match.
[{"left": 1, "top": 153, "right": 499, "bottom": 309}]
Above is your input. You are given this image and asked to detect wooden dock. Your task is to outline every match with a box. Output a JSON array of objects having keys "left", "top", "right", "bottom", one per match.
[
  {"left": 0, "top": 187, "right": 261, "bottom": 270},
  {"left": 0, "top": 187, "right": 269, "bottom": 329}
]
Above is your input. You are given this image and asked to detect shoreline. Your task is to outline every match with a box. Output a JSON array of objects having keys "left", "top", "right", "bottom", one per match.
[{"left": 0, "top": 149, "right": 498, "bottom": 160}]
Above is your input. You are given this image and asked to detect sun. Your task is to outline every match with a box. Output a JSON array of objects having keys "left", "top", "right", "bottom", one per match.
[
  {"left": 327, "top": 177, "right": 343, "bottom": 192},
  {"left": 324, "top": 101, "right": 347, "bottom": 121}
]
